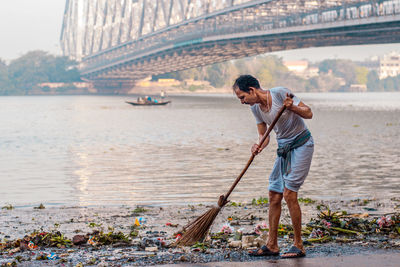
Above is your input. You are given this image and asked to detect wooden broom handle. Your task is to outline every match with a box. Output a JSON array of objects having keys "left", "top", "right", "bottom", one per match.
[{"left": 221, "top": 94, "right": 294, "bottom": 205}]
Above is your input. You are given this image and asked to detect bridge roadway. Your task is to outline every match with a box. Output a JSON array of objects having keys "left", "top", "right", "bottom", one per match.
[{"left": 61, "top": 0, "right": 400, "bottom": 90}]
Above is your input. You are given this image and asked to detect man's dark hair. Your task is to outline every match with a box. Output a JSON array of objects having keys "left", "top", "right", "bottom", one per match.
[{"left": 233, "top": 75, "right": 260, "bottom": 92}]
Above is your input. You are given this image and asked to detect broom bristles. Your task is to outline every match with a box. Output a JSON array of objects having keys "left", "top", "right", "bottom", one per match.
[{"left": 174, "top": 206, "right": 221, "bottom": 246}]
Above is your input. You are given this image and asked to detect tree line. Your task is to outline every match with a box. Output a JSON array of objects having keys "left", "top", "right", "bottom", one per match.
[
  {"left": 0, "top": 51, "right": 81, "bottom": 95},
  {"left": 1, "top": 50, "right": 399, "bottom": 95},
  {"left": 154, "top": 55, "right": 400, "bottom": 92}
]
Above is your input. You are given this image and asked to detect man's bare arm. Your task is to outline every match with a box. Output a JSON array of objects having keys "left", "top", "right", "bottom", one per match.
[
  {"left": 284, "top": 93, "right": 313, "bottom": 119},
  {"left": 251, "top": 122, "right": 270, "bottom": 155},
  {"left": 289, "top": 101, "right": 313, "bottom": 119}
]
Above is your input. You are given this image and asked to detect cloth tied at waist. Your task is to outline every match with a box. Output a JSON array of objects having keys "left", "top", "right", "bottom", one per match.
[{"left": 277, "top": 129, "right": 311, "bottom": 175}]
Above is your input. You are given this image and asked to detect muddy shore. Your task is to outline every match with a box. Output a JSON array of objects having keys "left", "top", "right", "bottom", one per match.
[{"left": 1, "top": 198, "right": 400, "bottom": 266}]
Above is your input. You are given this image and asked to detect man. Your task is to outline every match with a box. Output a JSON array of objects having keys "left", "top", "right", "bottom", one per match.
[{"left": 232, "top": 75, "right": 314, "bottom": 258}]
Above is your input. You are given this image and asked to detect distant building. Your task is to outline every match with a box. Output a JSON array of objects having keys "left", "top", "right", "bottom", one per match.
[
  {"left": 183, "top": 79, "right": 210, "bottom": 87},
  {"left": 36, "top": 82, "right": 95, "bottom": 94},
  {"left": 157, "top": 79, "right": 181, "bottom": 86},
  {"left": 38, "top": 82, "right": 91, "bottom": 89},
  {"left": 379, "top": 51, "right": 400, "bottom": 79},
  {"left": 137, "top": 78, "right": 180, "bottom": 87},
  {"left": 283, "top": 60, "right": 308, "bottom": 74},
  {"left": 283, "top": 60, "right": 318, "bottom": 79},
  {"left": 349, "top": 84, "right": 367, "bottom": 92}
]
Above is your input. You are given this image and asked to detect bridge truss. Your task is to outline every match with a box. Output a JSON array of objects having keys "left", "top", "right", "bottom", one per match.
[{"left": 61, "top": 0, "right": 400, "bottom": 89}]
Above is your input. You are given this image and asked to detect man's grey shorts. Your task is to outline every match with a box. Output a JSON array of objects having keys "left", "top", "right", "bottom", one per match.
[{"left": 269, "top": 136, "right": 314, "bottom": 193}]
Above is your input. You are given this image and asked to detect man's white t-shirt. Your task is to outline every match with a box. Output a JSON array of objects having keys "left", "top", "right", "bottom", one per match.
[{"left": 250, "top": 87, "right": 307, "bottom": 140}]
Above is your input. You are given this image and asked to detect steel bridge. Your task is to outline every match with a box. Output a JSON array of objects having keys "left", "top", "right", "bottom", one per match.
[{"left": 61, "top": 0, "right": 400, "bottom": 90}]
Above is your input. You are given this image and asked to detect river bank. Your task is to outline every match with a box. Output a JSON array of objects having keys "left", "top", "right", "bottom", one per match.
[{"left": 1, "top": 197, "right": 399, "bottom": 266}]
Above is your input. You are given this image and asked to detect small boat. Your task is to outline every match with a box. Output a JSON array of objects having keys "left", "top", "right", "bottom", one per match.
[{"left": 125, "top": 100, "right": 171, "bottom": 106}]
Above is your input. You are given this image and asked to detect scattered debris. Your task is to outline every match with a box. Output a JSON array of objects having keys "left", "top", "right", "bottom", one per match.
[
  {"left": 33, "top": 204, "right": 45, "bottom": 210},
  {"left": 1, "top": 204, "right": 14, "bottom": 210},
  {"left": 251, "top": 197, "right": 269, "bottom": 206},
  {"left": 298, "top": 198, "right": 316, "bottom": 204},
  {"left": 0, "top": 199, "right": 399, "bottom": 266},
  {"left": 132, "top": 207, "right": 148, "bottom": 214}
]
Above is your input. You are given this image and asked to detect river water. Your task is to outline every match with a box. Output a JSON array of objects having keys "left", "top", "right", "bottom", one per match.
[{"left": 0, "top": 93, "right": 399, "bottom": 207}]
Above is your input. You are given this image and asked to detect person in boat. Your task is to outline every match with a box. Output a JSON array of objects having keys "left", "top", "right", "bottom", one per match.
[
  {"left": 137, "top": 96, "right": 144, "bottom": 103},
  {"left": 160, "top": 90, "right": 165, "bottom": 99},
  {"left": 145, "top": 96, "right": 153, "bottom": 103},
  {"left": 232, "top": 75, "right": 314, "bottom": 259}
]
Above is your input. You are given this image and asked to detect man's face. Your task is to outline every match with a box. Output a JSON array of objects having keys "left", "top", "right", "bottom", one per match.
[{"left": 234, "top": 87, "right": 257, "bottom": 106}]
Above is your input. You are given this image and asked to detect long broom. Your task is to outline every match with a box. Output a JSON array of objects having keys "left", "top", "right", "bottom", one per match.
[{"left": 174, "top": 94, "right": 293, "bottom": 246}]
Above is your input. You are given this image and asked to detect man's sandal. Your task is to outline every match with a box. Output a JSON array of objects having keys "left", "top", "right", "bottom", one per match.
[
  {"left": 280, "top": 246, "right": 306, "bottom": 259},
  {"left": 248, "top": 245, "right": 280, "bottom": 257}
]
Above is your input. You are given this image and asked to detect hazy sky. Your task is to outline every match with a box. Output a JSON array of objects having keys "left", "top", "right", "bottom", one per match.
[
  {"left": 0, "top": 0, "right": 66, "bottom": 61},
  {"left": 0, "top": 0, "right": 399, "bottom": 62}
]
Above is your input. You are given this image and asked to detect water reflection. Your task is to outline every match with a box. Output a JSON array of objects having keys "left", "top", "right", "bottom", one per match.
[{"left": 74, "top": 151, "right": 91, "bottom": 205}]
